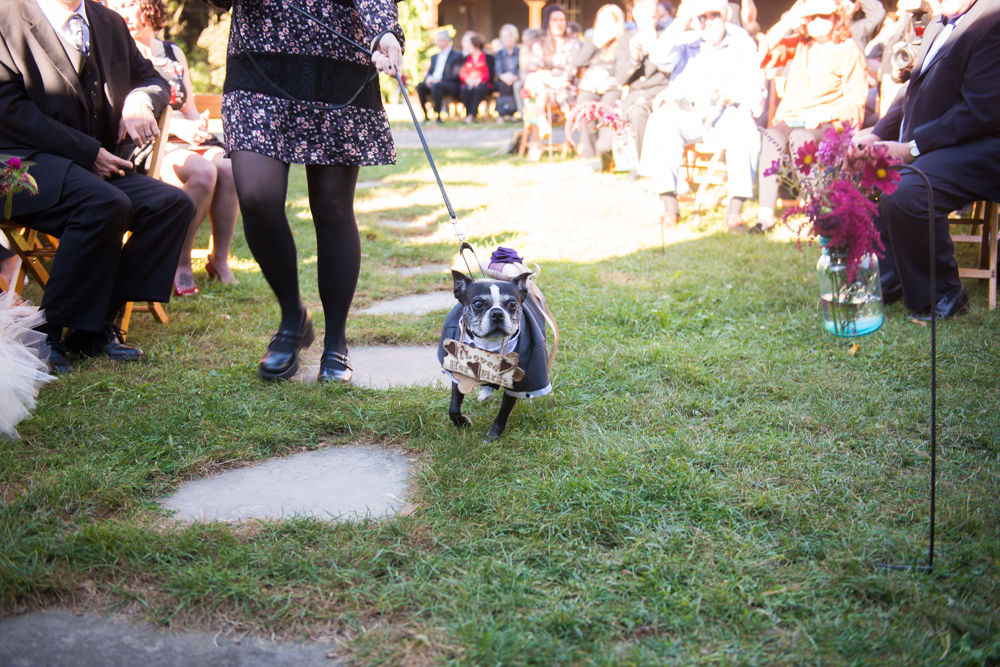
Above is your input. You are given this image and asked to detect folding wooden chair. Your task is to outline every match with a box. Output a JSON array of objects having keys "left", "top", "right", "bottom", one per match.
[
  {"left": 680, "top": 141, "right": 728, "bottom": 223},
  {"left": 951, "top": 200, "right": 998, "bottom": 310}
]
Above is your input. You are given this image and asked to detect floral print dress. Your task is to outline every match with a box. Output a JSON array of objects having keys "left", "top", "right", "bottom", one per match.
[
  {"left": 522, "top": 38, "right": 578, "bottom": 124},
  {"left": 204, "top": 0, "right": 404, "bottom": 166}
]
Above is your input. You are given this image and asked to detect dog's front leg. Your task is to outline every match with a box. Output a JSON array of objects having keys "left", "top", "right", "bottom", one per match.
[
  {"left": 486, "top": 393, "right": 518, "bottom": 442},
  {"left": 449, "top": 385, "right": 472, "bottom": 427}
]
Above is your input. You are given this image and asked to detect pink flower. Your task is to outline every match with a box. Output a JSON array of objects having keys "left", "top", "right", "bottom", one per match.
[
  {"left": 6, "top": 157, "right": 21, "bottom": 170},
  {"left": 795, "top": 141, "right": 818, "bottom": 175},
  {"left": 763, "top": 159, "right": 781, "bottom": 177},
  {"left": 860, "top": 146, "right": 902, "bottom": 195}
]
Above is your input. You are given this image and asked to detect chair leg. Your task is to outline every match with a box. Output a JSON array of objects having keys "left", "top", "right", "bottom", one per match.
[
  {"left": 149, "top": 302, "right": 170, "bottom": 324},
  {"left": 118, "top": 302, "right": 134, "bottom": 341},
  {"left": 518, "top": 122, "right": 529, "bottom": 157},
  {"left": 986, "top": 201, "right": 998, "bottom": 310}
]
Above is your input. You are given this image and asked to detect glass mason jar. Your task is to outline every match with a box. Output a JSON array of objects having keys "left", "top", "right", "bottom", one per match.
[{"left": 816, "top": 237, "right": 885, "bottom": 337}]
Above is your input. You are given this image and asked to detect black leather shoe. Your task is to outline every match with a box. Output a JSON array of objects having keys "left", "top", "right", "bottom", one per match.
[
  {"left": 42, "top": 335, "right": 73, "bottom": 374},
  {"left": 748, "top": 222, "right": 774, "bottom": 235},
  {"left": 318, "top": 349, "right": 352, "bottom": 383},
  {"left": 908, "top": 286, "right": 971, "bottom": 322},
  {"left": 65, "top": 322, "right": 144, "bottom": 361},
  {"left": 258, "top": 311, "right": 314, "bottom": 381}
]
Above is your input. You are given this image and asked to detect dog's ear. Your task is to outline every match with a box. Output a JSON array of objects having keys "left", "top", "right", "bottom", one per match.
[
  {"left": 452, "top": 270, "right": 474, "bottom": 301},
  {"left": 510, "top": 272, "right": 531, "bottom": 303}
]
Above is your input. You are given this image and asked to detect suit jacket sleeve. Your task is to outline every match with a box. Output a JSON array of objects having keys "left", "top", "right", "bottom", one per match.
[
  {"left": 615, "top": 30, "right": 640, "bottom": 83},
  {"left": 911, "top": 27, "right": 1000, "bottom": 153},
  {"left": 0, "top": 35, "right": 101, "bottom": 168},
  {"left": 443, "top": 50, "right": 463, "bottom": 83},
  {"left": 123, "top": 20, "right": 170, "bottom": 117}
]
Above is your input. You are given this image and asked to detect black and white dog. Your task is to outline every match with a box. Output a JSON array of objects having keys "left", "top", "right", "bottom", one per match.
[{"left": 438, "top": 270, "right": 551, "bottom": 441}]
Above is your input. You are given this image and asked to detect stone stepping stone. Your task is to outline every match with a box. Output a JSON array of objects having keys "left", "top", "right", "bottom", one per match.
[
  {"left": 359, "top": 291, "right": 455, "bottom": 315},
  {"left": 393, "top": 263, "right": 450, "bottom": 276},
  {"left": 294, "top": 345, "right": 446, "bottom": 389},
  {"left": 0, "top": 610, "right": 341, "bottom": 666},
  {"left": 161, "top": 444, "right": 412, "bottom": 523}
]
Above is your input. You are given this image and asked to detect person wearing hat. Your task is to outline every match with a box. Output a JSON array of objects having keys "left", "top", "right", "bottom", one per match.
[
  {"left": 636, "top": 0, "right": 765, "bottom": 230},
  {"left": 753, "top": 0, "right": 868, "bottom": 233}
]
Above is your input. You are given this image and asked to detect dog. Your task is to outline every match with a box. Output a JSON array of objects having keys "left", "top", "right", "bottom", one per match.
[{"left": 438, "top": 269, "right": 552, "bottom": 441}]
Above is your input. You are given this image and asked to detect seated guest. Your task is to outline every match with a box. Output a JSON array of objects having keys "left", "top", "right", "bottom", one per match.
[
  {"left": 416, "top": 30, "right": 465, "bottom": 124},
  {"left": 850, "top": 0, "right": 887, "bottom": 51},
  {"left": 566, "top": 21, "right": 583, "bottom": 43},
  {"left": 458, "top": 32, "right": 495, "bottom": 123},
  {"left": 859, "top": 0, "right": 999, "bottom": 320},
  {"left": 638, "top": 0, "right": 764, "bottom": 229},
  {"left": 522, "top": 4, "right": 577, "bottom": 159},
  {"left": 110, "top": 0, "right": 239, "bottom": 296},
  {"left": 0, "top": 0, "right": 195, "bottom": 373},
  {"left": 494, "top": 24, "right": 521, "bottom": 121},
  {"left": 754, "top": 0, "right": 868, "bottom": 233},
  {"left": 615, "top": 0, "right": 671, "bottom": 160},
  {"left": 571, "top": 4, "right": 626, "bottom": 161}
]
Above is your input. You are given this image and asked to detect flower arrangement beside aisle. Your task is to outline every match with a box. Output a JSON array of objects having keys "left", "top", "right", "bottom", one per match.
[
  {"left": 765, "top": 122, "right": 903, "bottom": 336},
  {"left": 1, "top": 155, "right": 38, "bottom": 220}
]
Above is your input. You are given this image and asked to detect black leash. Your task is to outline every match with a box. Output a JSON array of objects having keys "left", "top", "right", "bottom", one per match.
[{"left": 236, "top": 0, "right": 486, "bottom": 278}]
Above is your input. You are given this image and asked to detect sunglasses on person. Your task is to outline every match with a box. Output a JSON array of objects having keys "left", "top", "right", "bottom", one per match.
[
  {"left": 808, "top": 12, "right": 835, "bottom": 20},
  {"left": 698, "top": 11, "right": 724, "bottom": 24}
]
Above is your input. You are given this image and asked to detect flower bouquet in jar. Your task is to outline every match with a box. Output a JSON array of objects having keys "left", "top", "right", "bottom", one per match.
[
  {"left": 764, "top": 122, "right": 903, "bottom": 336},
  {"left": 564, "top": 100, "right": 637, "bottom": 171}
]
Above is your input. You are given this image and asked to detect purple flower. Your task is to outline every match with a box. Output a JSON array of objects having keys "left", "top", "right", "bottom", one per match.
[
  {"left": 763, "top": 159, "right": 781, "bottom": 177},
  {"left": 6, "top": 157, "right": 21, "bottom": 170},
  {"left": 816, "top": 137, "right": 842, "bottom": 166}
]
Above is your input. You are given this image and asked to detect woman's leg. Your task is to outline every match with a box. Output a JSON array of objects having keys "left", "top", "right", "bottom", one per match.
[
  {"left": 471, "top": 84, "right": 491, "bottom": 119},
  {"left": 229, "top": 150, "right": 303, "bottom": 331},
  {"left": 202, "top": 147, "right": 239, "bottom": 284},
  {"left": 160, "top": 148, "right": 217, "bottom": 292},
  {"left": 460, "top": 85, "right": 475, "bottom": 119},
  {"left": 304, "top": 163, "right": 361, "bottom": 359}
]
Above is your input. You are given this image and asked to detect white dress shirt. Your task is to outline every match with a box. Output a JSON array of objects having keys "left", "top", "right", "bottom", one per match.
[
  {"left": 35, "top": 0, "right": 89, "bottom": 50},
  {"left": 432, "top": 46, "right": 451, "bottom": 79}
]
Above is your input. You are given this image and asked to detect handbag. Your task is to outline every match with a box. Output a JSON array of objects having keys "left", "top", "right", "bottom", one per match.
[{"left": 611, "top": 125, "right": 639, "bottom": 172}]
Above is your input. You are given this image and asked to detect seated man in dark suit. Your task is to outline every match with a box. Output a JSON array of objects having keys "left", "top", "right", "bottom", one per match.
[
  {"left": 0, "top": 0, "right": 195, "bottom": 372},
  {"left": 860, "top": 0, "right": 1000, "bottom": 320},
  {"left": 415, "top": 30, "right": 465, "bottom": 124}
]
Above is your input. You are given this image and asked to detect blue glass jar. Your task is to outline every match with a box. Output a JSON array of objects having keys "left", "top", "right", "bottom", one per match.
[{"left": 816, "top": 237, "right": 885, "bottom": 337}]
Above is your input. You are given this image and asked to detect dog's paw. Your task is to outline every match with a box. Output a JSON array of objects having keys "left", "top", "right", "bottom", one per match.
[
  {"left": 485, "top": 425, "right": 504, "bottom": 442},
  {"left": 477, "top": 386, "right": 495, "bottom": 403},
  {"left": 450, "top": 413, "right": 472, "bottom": 428}
]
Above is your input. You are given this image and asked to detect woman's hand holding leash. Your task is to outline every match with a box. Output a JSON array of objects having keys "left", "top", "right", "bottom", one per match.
[{"left": 372, "top": 33, "right": 402, "bottom": 76}]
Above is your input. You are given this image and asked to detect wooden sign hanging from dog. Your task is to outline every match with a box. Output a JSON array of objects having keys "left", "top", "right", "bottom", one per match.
[{"left": 442, "top": 339, "right": 524, "bottom": 392}]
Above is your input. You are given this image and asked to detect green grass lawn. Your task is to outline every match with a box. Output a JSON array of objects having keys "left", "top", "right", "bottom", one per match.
[{"left": 2, "top": 144, "right": 998, "bottom": 666}]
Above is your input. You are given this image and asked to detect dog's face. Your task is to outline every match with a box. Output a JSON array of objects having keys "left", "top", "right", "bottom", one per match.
[{"left": 452, "top": 270, "right": 530, "bottom": 341}]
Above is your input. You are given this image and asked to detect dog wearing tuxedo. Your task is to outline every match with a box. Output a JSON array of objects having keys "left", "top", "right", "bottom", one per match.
[{"left": 438, "top": 269, "right": 552, "bottom": 442}]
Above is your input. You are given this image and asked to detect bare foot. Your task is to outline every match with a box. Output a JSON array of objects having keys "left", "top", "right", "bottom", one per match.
[{"left": 173, "top": 267, "right": 198, "bottom": 296}]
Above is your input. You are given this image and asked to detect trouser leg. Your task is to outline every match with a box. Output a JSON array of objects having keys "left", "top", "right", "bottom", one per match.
[
  {"left": 416, "top": 81, "right": 432, "bottom": 119},
  {"left": 627, "top": 101, "right": 653, "bottom": 159},
  {"left": 636, "top": 106, "right": 703, "bottom": 195},
  {"left": 879, "top": 165, "right": 974, "bottom": 311},
  {"left": 432, "top": 81, "right": 461, "bottom": 115},
  {"left": 712, "top": 107, "right": 761, "bottom": 200}
]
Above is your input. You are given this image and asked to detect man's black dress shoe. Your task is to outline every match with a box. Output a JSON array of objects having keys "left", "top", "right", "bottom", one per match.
[
  {"left": 318, "top": 349, "right": 352, "bottom": 383},
  {"left": 42, "top": 335, "right": 73, "bottom": 374},
  {"left": 65, "top": 322, "right": 144, "bottom": 361},
  {"left": 908, "top": 286, "right": 971, "bottom": 322},
  {"left": 258, "top": 311, "right": 314, "bottom": 381}
]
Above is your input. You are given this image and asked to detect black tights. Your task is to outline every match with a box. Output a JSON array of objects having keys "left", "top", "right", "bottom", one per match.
[{"left": 230, "top": 151, "right": 360, "bottom": 354}]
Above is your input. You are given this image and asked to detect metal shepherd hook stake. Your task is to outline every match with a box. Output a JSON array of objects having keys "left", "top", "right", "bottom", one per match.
[{"left": 874, "top": 164, "right": 937, "bottom": 573}]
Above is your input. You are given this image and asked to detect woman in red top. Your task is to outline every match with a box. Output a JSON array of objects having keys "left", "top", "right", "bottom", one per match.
[{"left": 459, "top": 32, "right": 495, "bottom": 123}]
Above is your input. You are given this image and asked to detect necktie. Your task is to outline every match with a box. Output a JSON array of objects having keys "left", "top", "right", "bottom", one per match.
[{"left": 68, "top": 14, "right": 89, "bottom": 58}]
